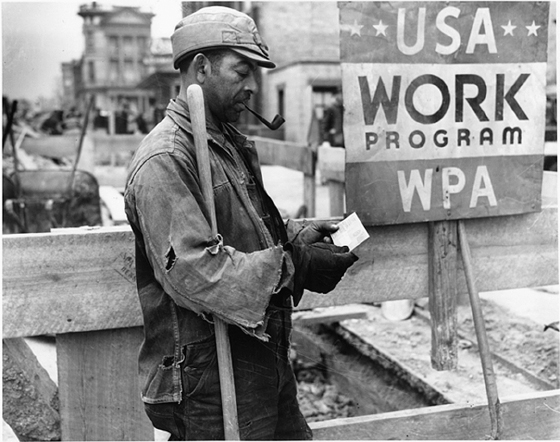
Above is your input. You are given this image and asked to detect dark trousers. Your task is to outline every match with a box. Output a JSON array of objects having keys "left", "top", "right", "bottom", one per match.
[{"left": 144, "top": 308, "right": 312, "bottom": 440}]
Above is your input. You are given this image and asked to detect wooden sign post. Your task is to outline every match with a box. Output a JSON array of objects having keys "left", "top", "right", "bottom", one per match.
[{"left": 338, "top": 2, "right": 550, "bottom": 438}]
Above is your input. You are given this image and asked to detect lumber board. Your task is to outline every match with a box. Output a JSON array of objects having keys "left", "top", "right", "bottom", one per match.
[
  {"left": 251, "top": 136, "right": 314, "bottom": 175},
  {"left": 3, "top": 227, "right": 141, "bottom": 338},
  {"left": 297, "top": 208, "right": 558, "bottom": 310},
  {"left": 57, "top": 327, "right": 154, "bottom": 441},
  {"left": 328, "top": 181, "right": 345, "bottom": 216},
  {"left": 428, "top": 221, "right": 458, "bottom": 370},
  {"left": 309, "top": 389, "right": 560, "bottom": 440},
  {"left": 292, "top": 304, "right": 368, "bottom": 325},
  {"left": 3, "top": 208, "right": 558, "bottom": 338}
]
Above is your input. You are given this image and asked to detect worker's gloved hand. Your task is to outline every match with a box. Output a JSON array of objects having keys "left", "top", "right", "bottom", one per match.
[
  {"left": 285, "top": 240, "right": 358, "bottom": 306},
  {"left": 292, "top": 220, "right": 339, "bottom": 246}
]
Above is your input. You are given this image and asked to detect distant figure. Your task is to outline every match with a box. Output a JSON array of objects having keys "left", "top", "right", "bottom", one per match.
[
  {"left": 322, "top": 91, "right": 345, "bottom": 148},
  {"left": 41, "top": 110, "right": 64, "bottom": 135},
  {"left": 135, "top": 113, "right": 149, "bottom": 134},
  {"left": 115, "top": 104, "right": 129, "bottom": 134},
  {"left": 93, "top": 108, "right": 109, "bottom": 133}
]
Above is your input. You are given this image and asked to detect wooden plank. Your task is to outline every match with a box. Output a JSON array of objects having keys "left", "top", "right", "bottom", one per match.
[
  {"left": 251, "top": 136, "right": 314, "bottom": 175},
  {"left": 3, "top": 227, "right": 140, "bottom": 338},
  {"left": 328, "top": 181, "right": 345, "bottom": 216},
  {"left": 298, "top": 208, "right": 558, "bottom": 310},
  {"left": 2, "top": 338, "right": 61, "bottom": 441},
  {"left": 3, "top": 208, "right": 558, "bottom": 337},
  {"left": 57, "top": 327, "right": 154, "bottom": 441},
  {"left": 428, "top": 221, "right": 458, "bottom": 370},
  {"left": 310, "top": 390, "right": 560, "bottom": 440},
  {"left": 318, "top": 144, "right": 345, "bottom": 183},
  {"left": 293, "top": 305, "right": 368, "bottom": 325},
  {"left": 303, "top": 173, "right": 316, "bottom": 217}
]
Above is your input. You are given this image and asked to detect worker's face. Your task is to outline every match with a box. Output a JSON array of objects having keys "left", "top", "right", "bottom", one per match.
[{"left": 203, "top": 51, "right": 259, "bottom": 124}]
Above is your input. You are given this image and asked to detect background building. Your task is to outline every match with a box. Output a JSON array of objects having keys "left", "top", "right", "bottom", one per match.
[{"left": 74, "top": 2, "right": 155, "bottom": 131}]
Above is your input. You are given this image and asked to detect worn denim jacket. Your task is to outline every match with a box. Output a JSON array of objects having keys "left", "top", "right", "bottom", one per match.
[{"left": 124, "top": 98, "right": 300, "bottom": 404}]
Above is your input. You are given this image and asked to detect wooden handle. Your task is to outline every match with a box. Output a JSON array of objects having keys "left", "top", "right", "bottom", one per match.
[
  {"left": 187, "top": 85, "right": 217, "bottom": 235},
  {"left": 186, "top": 84, "right": 240, "bottom": 440}
]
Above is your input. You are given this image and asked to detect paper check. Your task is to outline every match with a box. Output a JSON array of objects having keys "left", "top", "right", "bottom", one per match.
[{"left": 331, "top": 212, "right": 370, "bottom": 251}]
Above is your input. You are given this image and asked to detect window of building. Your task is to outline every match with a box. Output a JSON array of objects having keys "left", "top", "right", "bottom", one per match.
[
  {"left": 108, "top": 36, "right": 119, "bottom": 58},
  {"left": 123, "top": 36, "right": 134, "bottom": 59},
  {"left": 137, "top": 36, "right": 148, "bottom": 56},
  {"left": 312, "top": 86, "right": 339, "bottom": 120},
  {"left": 109, "top": 60, "right": 119, "bottom": 84},
  {"left": 88, "top": 61, "right": 95, "bottom": 83},
  {"left": 86, "top": 30, "right": 94, "bottom": 52}
]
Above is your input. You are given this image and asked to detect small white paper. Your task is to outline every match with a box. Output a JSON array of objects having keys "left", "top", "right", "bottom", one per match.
[{"left": 331, "top": 212, "right": 370, "bottom": 251}]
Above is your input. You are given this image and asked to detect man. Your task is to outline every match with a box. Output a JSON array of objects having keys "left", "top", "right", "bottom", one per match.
[
  {"left": 124, "top": 6, "right": 358, "bottom": 440},
  {"left": 322, "top": 91, "right": 345, "bottom": 148}
]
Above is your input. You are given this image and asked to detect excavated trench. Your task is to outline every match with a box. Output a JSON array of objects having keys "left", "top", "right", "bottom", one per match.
[
  {"left": 291, "top": 302, "right": 559, "bottom": 424},
  {"left": 292, "top": 321, "right": 445, "bottom": 423}
]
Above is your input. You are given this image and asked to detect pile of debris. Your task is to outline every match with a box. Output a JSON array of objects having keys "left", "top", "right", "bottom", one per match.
[{"left": 293, "top": 357, "right": 355, "bottom": 422}]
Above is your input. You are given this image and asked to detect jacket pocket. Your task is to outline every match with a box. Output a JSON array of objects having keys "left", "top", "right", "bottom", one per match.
[
  {"left": 182, "top": 335, "right": 219, "bottom": 398},
  {"left": 142, "top": 354, "right": 183, "bottom": 404}
]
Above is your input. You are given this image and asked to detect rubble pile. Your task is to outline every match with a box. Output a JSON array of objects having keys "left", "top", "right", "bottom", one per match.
[{"left": 294, "top": 359, "right": 355, "bottom": 422}]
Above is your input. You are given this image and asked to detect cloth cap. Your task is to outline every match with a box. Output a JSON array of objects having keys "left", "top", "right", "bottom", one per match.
[{"left": 171, "top": 6, "right": 275, "bottom": 69}]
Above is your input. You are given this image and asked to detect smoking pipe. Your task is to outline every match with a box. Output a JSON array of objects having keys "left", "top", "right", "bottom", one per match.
[{"left": 243, "top": 104, "right": 285, "bottom": 130}]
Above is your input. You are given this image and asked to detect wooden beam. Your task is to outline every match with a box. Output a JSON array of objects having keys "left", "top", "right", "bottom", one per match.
[
  {"left": 428, "top": 221, "right": 458, "bottom": 370},
  {"left": 57, "top": 327, "right": 154, "bottom": 441},
  {"left": 3, "top": 208, "right": 558, "bottom": 338},
  {"left": 3, "top": 227, "right": 141, "bottom": 338},
  {"left": 251, "top": 136, "right": 313, "bottom": 175},
  {"left": 293, "top": 305, "right": 368, "bottom": 325},
  {"left": 309, "top": 390, "right": 560, "bottom": 440},
  {"left": 297, "top": 208, "right": 558, "bottom": 310}
]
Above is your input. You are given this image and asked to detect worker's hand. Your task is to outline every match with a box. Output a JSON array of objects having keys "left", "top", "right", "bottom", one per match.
[
  {"left": 293, "top": 221, "right": 338, "bottom": 246},
  {"left": 285, "top": 241, "right": 358, "bottom": 305}
]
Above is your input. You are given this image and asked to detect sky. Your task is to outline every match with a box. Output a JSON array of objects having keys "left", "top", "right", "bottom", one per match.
[{"left": 1, "top": 0, "right": 183, "bottom": 103}]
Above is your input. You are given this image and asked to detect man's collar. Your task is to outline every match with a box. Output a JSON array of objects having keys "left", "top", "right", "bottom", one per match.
[{"left": 167, "top": 98, "right": 249, "bottom": 148}]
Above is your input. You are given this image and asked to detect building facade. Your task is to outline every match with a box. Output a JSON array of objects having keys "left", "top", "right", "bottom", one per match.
[{"left": 76, "top": 2, "right": 155, "bottom": 125}]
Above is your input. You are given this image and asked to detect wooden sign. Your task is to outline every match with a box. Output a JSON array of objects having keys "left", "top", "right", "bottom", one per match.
[{"left": 339, "top": 1, "right": 549, "bottom": 225}]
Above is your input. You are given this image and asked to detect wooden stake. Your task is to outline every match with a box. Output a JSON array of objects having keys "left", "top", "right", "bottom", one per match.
[
  {"left": 428, "top": 220, "right": 458, "bottom": 370},
  {"left": 458, "top": 220, "right": 503, "bottom": 439},
  {"left": 187, "top": 84, "right": 240, "bottom": 440}
]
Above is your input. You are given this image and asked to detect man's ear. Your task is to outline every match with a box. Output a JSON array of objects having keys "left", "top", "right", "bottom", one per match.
[{"left": 193, "top": 53, "right": 210, "bottom": 83}]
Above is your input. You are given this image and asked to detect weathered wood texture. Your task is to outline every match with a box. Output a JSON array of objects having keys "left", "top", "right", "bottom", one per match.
[
  {"left": 297, "top": 207, "right": 558, "bottom": 309},
  {"left": 57, "top": 327, "right": 153, "bottom": 441},
  {"left": 428, "top": 221, "right": 458, "bottom": 370},
  {"left": 3, "top": 208, "right": 558, "bottom": 338},
  {"left": 2, "top": 338, "right": 61, "bottom": 441},
  {"left": 309, "top": 389, "right": 560, "bottom": 440},
  {"left": 251, "top": 136, "right": 314, "bottom": 175}
]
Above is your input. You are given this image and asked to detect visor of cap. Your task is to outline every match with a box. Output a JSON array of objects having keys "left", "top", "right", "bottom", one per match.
[{"left": 171, "top": 7, "right": 275, "bottom": 69}]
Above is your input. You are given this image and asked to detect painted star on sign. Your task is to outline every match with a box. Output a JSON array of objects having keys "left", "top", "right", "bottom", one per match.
[
  {"left": 373, "top": 20, "right": 388, "bottom": 36},
  {"left": 501, "top": 20, "right": 516, "bottom": 36},
  {"left": 526, "top": 21, "right": 541, "bottom": 36},
  {"left": 341, "top": 19, "right": 364, "bottom": 37}
]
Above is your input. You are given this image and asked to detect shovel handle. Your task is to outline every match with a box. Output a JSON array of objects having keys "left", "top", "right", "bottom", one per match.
[{"left": 187, "top": 84, "right": 240, "bottom": 440}]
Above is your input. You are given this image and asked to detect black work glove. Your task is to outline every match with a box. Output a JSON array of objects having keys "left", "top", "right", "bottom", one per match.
[
  {"left": 284, "top": 241, "right": 358, "bottom": 306},
  {"left": 291, "top": 220, "right": 339, "bottom": 246}
]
